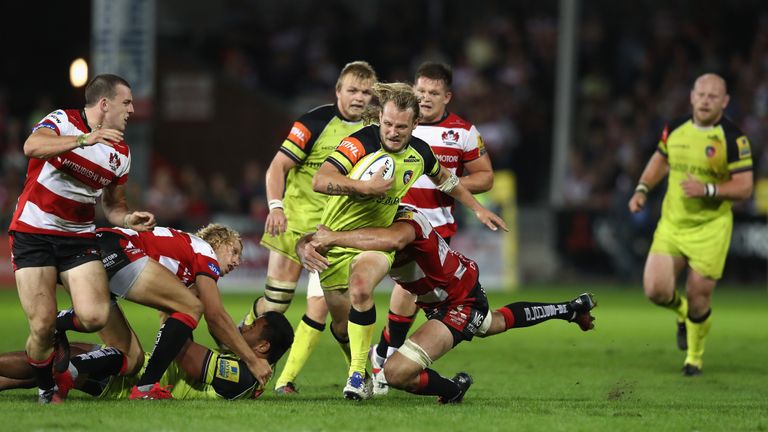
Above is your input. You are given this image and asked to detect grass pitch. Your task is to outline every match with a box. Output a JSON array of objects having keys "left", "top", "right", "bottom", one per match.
[{"left": 0, "top": 284, "right": 766, "bottom": 431}]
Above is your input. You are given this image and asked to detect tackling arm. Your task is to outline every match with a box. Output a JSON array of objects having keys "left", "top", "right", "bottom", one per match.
[
  {"left": 313, "top": 222, "right": 417, "bottom": 252},
  {"left": 194, "top": 275, "right": 272, "bottom": 386}
]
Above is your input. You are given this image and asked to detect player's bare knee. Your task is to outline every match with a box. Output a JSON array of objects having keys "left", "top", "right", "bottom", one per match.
[
  {"left": 27, "top": 319, "right": 55, "bottom": 346},
  {"left": 383, "top": 358, "right": 419, "bottom": 390},
  {"left": 75, "top": 308, "right": 110, "bottom": 331},
  {"left": 348, "top": 286, "right": 372, "bottom": 306}
]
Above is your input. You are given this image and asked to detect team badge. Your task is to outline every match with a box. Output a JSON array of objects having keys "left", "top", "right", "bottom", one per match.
[
  {"left": 441, "top": 130, "right": 460, "bottom": 146},
  {"left": 109, "top": 153, "right": 121, "bottom": 171},
  {"left": 403, "top": 170, "right": 414, "bottom": 184},
  {"left": 705, "top": 146, "right": 716, "bottom": 158}
]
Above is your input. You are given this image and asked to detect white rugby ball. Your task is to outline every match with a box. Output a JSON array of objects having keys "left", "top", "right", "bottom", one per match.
[
  {"left": 348, "top": 151, "right": 395, "bottom": 201},
  {"left": 350, "top": 152, "right": 395, "bottom": 181}
]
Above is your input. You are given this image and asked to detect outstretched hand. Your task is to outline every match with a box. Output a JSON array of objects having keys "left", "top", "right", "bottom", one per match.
[{"left": 473, "top": 208, "right": 508, "bottom": 232}]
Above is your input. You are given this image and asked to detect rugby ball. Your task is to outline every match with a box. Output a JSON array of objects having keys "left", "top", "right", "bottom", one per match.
[
  {"left": 348, "top": 151, "right": 395, "bottom": 200},
  {"left": 349, "top": 151, "right": 395, "bottom": 181}
]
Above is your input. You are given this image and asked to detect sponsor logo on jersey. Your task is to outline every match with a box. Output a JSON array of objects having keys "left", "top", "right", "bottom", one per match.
[
  {"left": 441, "top": 130, "right": 460, "bottom": 146},
  {"left": 403, "top": 155, "right": 420, "bottom": 163},
  {"left": 109, "top": 153, "right": 121, "bottom": 171},
  {"left": 288, "top": 122, "right": 311, "bottom": 149},
  {"left": 437, "top": 154, "right": 459, "bottom": 164},
  {"left": 705, "top": 145, "right": 716, "bottom": 158},
  {"left": 477, "top": 135, "right": 487, "bottom": 155},
  {"left": 208, "top": 262, "right": 221, "bottom": 276},
  {"left": 337, "top": 138, "right": 364, "bottom": 164},
  {"left": 403, "top": 170, "right": 414, "bottom": 184},
  {"left": 216, "top": 358, "right": 241, "bottom": 383},
  {"left": 736, "top": 136, "right": 751, "bottom": 159},
  {"left": 33, "top": 122, "right": 57, "bottom": 132}
]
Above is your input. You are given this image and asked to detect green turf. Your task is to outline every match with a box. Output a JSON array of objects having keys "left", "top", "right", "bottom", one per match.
[{"left": 0, "top": 284, "right": 766, "bottom": 431}]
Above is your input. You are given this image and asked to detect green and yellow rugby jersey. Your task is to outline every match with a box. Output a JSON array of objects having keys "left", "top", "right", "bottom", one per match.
[
  {"left": 99, "top": 349, "right": 260, "bottom": 400},
  {"left": 279, "top": 104, "right": 368, "bottom": 233},
  {"left": 320, "top": 125, "right": 441, "bottom": 231},
  {"left": 658, "top": 115, "right": 752, "bottom": 227}
]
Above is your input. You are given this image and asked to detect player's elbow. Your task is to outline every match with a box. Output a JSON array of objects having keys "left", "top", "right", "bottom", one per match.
[
  {"left": 477, "top": 173, "right": 494, "bottom": 193},
  {"left": 736, "top": 184, "right": 753, "bottom": 201},
  {"left": 23, "top": 138, "right": 41, "bottom": 158}
]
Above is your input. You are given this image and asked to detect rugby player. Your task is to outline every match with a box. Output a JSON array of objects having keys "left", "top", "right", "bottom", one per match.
[
  {"left": 311, "top": 82, "right": 506, "bottom": 399},
  {"left": 55, "top": 224, "right": 273, "bottom": 400},
  {"left": 629, "top": 73, "right": 753, "bottom": 376},
  {"left": 9, "top": 74, "right": 156, "bottom": 403},
  {"left": 297, "top": 206, "right": 594, "bottom": 403},
  {"left": 0, "top": 312, "right": 293, "bottom": 400},
  {"left": 244, "top": 61, "right": 378, "bottom": 393}
]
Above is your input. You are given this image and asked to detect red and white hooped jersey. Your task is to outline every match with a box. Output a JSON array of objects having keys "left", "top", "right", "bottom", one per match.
[
  {"left": 9, "top": 109, "right": 131, "bottom": 237},
  {"left": 401, "top": 112, "right": 485, "bottom": 239},
  {"left": 390, "top": 207, "right": 479, "bottom": 308},
  {"left": 98, "top": 226, "right": 221, "bottom": 286}
]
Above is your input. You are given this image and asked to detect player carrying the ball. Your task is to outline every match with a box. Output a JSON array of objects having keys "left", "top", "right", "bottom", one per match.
[{"left": 311, "top": 82, "right": 507, "bottom": 400}]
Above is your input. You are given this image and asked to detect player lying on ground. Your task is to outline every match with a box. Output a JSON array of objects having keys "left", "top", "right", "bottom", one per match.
[
  {"left": 0, "top": 312, "right": 293, "bottom": 400},
  {"left": 54, "top": 224, "right": 274, "bottom": 400},
  {"left": 298, "top": 206, "right": 596, "bottom": 403}
]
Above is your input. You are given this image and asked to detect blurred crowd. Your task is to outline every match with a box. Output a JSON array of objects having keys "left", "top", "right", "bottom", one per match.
[{"left": 1, "top": 0, "right": 767, "bottom": 235}]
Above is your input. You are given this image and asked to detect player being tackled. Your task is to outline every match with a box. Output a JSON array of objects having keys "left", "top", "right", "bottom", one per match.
[{"left": 298, "top": 205, "right": 596, "bottom": 403}]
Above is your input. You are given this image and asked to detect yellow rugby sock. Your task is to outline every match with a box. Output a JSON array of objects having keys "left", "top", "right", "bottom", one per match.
[
  {"left": 330, "top": 322, "right": 351, "bottom": 367},
  {"left": 663, "top": 290, "right": 688, "bottom": 322},
  {"left": 684, "top": 310, "right": 712, "bottom": 368},
  {"left": 274, "top": 316, "right": 324, "bottom": 389},
  {"left": 347, "top": 306, "right": 376, "bottom": 376}
]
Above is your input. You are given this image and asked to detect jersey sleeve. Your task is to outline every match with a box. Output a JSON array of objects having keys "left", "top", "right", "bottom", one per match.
[
  {"left": 189, "top": 235, "right": 221, "bottom": 281},
  {"left": 461, "top": 125, "right": 487, "bottom": 162},
  {"left": 279, "top": 105, "right": 335, "bottom": 163},
  {"left": 722, "top": 121, "right": 753, "bottom": 174},
  {"left": 657, "top": 123, "right": 670, "bottom": 157},
  {"left": 414, "top": 139, "right": 441, "bottom": 178},
  {"left": 32, "top": 109, "right": 75, "bottom": 135},
  {"left": 326, "top": 136, "right": 369, "bottom": 175}
]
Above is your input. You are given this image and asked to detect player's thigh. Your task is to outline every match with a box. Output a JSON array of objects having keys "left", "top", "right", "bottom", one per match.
[
  {"left": 349, "top": 251, "right": 391, "bottom": 293},
  {"left": 124, "top": 259, "right": 201, "bottom": 317},
  {"left": 643, "top": 253, "right": 685, "bottom": 299},
  {"left": 15, "top": 266, "right": 59, "bottom": 328},
  {"left": 97, "top": 303, "right": 144, "bottom": 374},
  {"left": 388, "top": 284, "right": 418, "bottom": 316},
  {"left": 61, "top": 260, "right": 111, "bottom": 320},
  {"left": 266, "top": 250, "right": 303, "bottom": 282}
]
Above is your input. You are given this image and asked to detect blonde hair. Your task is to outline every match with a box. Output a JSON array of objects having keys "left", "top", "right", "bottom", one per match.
[
  {"left": 335, "top": 60, "right": 378, "bottom": 91},
  {"left": 195, "top": 223, "right": 242, "bottom": 250},
  {"left": 362, "top": 82, "right": 421, "bottom": 125}
]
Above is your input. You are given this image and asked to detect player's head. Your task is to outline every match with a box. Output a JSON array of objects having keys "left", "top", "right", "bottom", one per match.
[
  {"left": 335, "top": 61, "right": 378, "bottom": 122},
  {"left": 690, "top": 73, "right": 729, "bottom": 127},
  {"left": 414, "top": 62, "right": 453, "bottom": 123},
  {"left": 241, "top": 311, "right": 295, "bottom": 364},
  {"left": 84, "top": 74, "right": 133, "bottom": 132},
  {"left": 370, "top": 82, "right": 420, "bottom": 152},
  {"left": 196, "top": 223, "right": 243, "bottom": 276}
]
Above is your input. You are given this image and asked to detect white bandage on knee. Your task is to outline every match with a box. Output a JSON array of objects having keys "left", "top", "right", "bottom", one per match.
[
  {"left": 264, "top": 277, "right": 297, "bottom": 313},
  {"left": 306, "top": 271, "right": 324, "bottom": 298},
  {"left": 436, "top": 172, "right": 460, "bottom": 193},
  {"left": 398, "top": 339, "right": 434, "bottom": 369}
]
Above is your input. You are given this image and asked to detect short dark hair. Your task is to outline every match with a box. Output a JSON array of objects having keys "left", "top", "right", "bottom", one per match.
[
  {"left": 261, "top": 311, "right": 294, "bottom": 364},
  {"left": 84, "top": 74, "right": 130, "bottom": 107},
  {"left": 415, "top": 62, "right": 453, "bottom": 90}
]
